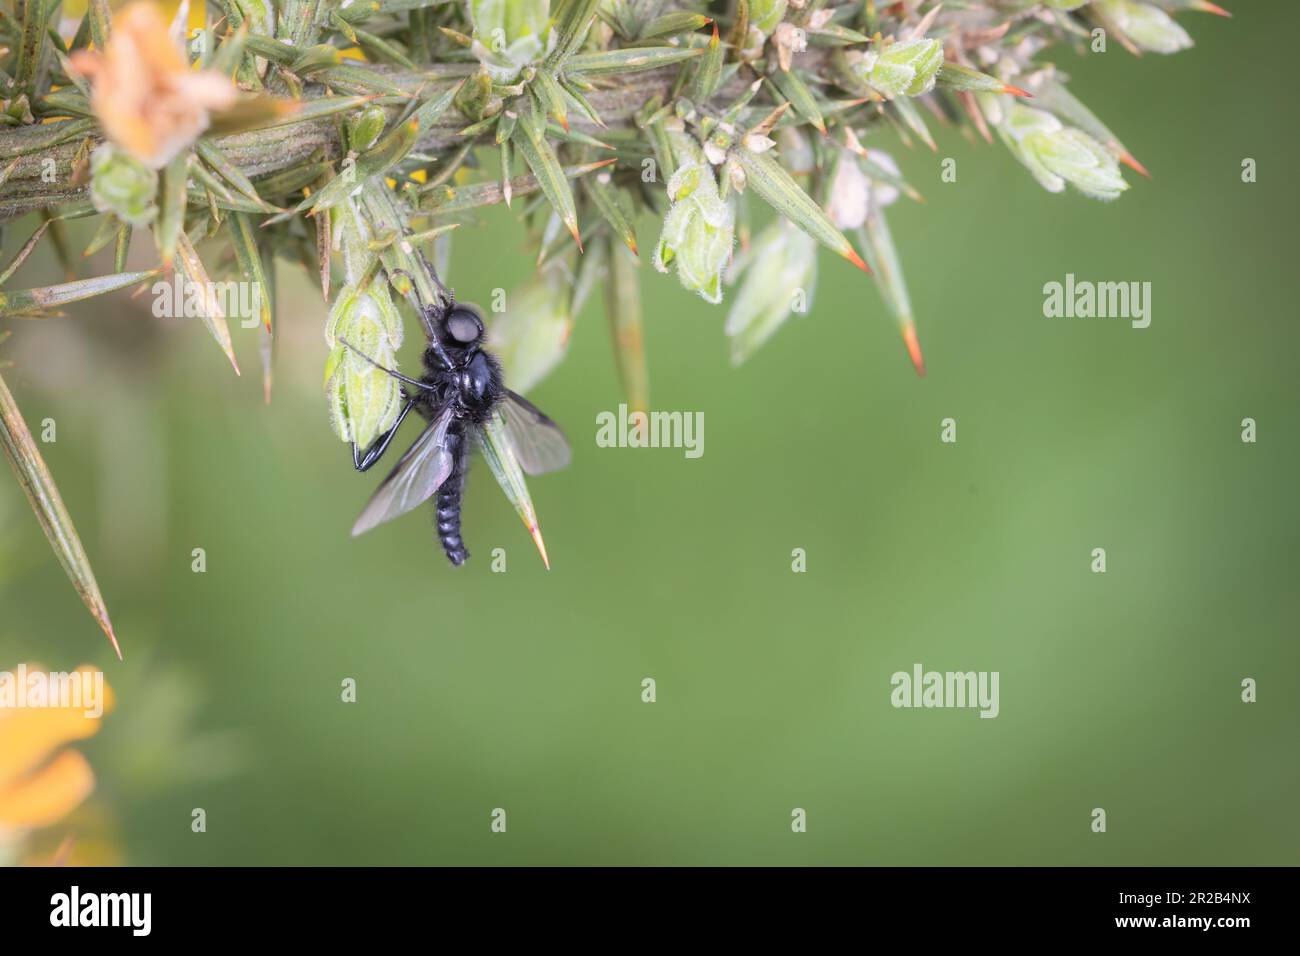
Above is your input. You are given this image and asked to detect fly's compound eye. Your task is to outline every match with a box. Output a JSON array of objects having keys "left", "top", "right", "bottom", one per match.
[{"left": 444, "top": 307, "right": 484, "bottom": 345}]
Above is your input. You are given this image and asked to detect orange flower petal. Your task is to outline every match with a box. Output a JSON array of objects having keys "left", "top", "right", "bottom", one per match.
[
  {"left": 74, "top": 1, "right": 237, "bottom": 168},
  {"left": 0, "top": 750, "right": 95, "bottom": 829},
  {"left": 0, "top": 665, "right": 114, "bottom": 790},
  {"left": 177, "top": 71, "right": 240, "bottom": 110}
]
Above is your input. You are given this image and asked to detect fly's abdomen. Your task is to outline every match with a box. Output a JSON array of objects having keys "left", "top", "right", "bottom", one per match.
[{"left": 434, "top": 428, "right": 469, "bottom": 565}]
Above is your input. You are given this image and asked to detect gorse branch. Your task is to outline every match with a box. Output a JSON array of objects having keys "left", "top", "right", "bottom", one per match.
[{"left": 0, "top": 0, "right": 1224, "bottom": 643}]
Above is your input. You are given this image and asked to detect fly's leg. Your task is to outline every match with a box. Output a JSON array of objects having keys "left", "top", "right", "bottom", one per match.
[
  {"left": 390, "top": 268, "right": 442, "bottom": 343},
  {"left": 416, "top": 250, "right": 453, "bottom": 306},
  {"left": 391, "top": 255, "right": 455, "bottom": 352},
  {"left": 337, "top": 336, "right": 435, "bottom": 390},
  {"left": 425, "top": 331, "right": 455, "bottom": 372},
  {"left": 352, "top": 395, "right": 417, "bottom": 472},
  {"left": 411, "top": 252, "right": 458, "bottom": 370}
]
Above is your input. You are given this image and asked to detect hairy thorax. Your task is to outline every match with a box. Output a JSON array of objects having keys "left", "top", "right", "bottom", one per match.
[{"left": 421, "top": 348, "right": 503, "bottom": 426}]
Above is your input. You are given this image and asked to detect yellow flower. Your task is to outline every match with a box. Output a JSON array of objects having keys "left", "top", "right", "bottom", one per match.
[
  {"left": 0, "top": 665, "right": 114, "bottom": 842},
  {"left": 69, "top": 2, "right": 237, "bottom": 169}
]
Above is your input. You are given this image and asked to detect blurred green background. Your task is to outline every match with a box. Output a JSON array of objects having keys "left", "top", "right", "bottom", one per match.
[{"left": 2, "top": 5, "right": 1296, "bottom": 865}]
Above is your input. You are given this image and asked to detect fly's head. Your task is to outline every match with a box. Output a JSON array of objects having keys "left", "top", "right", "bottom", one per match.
[
  {"left": 442, "top": 305, "right": 485, "bottom": 351},
  {"left": 424, "top": 303, "right": 486, "bottom": 370}
]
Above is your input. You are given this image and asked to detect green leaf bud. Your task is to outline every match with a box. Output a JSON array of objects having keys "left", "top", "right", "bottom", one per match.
[
  {"left": 89, "top": 145, "right": 158, "bottom": 227},
  {"left": 859, "top": 38, "right": 944, "bottom": 99}
]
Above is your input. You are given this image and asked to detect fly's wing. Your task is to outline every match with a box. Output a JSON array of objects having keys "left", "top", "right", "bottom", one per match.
[
  {"left": 351, "top": 407, "right": 456, "bottom": 536},
  {"left": 497, "top": 390, "right": 571, "bottom": 475}
]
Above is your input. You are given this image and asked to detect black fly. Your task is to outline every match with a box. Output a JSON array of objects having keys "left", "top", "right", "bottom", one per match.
[{"left": 344, "top": 255, "right": 570, "bottom": 565}]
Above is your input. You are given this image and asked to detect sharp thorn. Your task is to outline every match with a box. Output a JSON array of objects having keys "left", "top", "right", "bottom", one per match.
[
  {"left": 902, "top": 323, "right": 926, "bottom": 377},
  {"left": 844, "top": 247, "right": 872, "bottom": 275}
]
